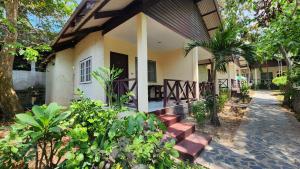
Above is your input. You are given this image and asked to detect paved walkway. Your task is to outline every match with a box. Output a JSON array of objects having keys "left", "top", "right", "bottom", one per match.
[{"left": 195, "top": 90, "right": 300, "bottom": 169}]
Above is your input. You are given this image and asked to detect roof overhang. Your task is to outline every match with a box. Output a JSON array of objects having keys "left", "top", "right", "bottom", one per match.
[
  {"left": 48, "top": 0, "right": 222, "bottom": 64},
  {"left": 195, "top": 0, "right": 222, "bottom": 37}
]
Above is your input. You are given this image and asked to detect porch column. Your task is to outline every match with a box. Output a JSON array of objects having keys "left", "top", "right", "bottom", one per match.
[
  {"left": 254, "top": 68, "right": 258, "bottom": 87},
  {"left": 136, "top": 13, "right": 148, "bottom": 112},
  {"left": 192, "top": 47, "right": 199, "bottom": 100}
]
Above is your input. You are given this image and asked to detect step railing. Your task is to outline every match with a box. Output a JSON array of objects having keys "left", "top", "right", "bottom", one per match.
[
  {"left": 113, "top": 78, "right": 138, "bottom": 108},
  {"left": 163, "top": 79, "right": 196, "bottom": 107},
  {"left": 199, "top": 82, "right": 214, "bottom": 98}
]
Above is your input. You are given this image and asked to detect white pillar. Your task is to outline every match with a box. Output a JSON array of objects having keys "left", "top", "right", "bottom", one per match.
[
  {"left": 192, "top": 47, "right": 199, "bottom": 99},
  {"left": 254, "top": 68, "right": 258, "bottom": 86},
  {"left": 136, "top": 13, "right": 148, "bottom": 112}
]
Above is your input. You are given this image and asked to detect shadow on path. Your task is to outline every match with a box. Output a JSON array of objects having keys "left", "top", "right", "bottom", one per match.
[{"left": 195, "top": 90, "right": 300, "bottom": 169}]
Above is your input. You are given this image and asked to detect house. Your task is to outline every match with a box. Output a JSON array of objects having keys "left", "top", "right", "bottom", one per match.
[
  {"left": 45, "top": 0, "right": 222, "bottom": 113},
  {"left": 197, "top": 50, "right": 249, "bottom": 94},
  {"left": 250, "top": 60, "right": 287, "bottom": 89}
]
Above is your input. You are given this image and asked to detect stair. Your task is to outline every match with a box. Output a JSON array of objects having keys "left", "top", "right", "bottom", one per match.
[{"left": 156, "top": 111, "right": 212, "bottom": 161}]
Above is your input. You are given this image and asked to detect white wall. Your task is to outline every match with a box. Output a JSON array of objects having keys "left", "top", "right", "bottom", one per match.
[
  {"left": 73, "top": 32, "right": 105, "bottom": 101},
  {"left": 46, "top": 32, "right": 105, "bottom": 105},
  {"left": 198, "top": 65, "right": 208, "bottom": 82},
  {"left": 46, "top": 49, "right": 74, "bottom": 106},
  {"left": 13, "top": 70, "right": 45, "bottom": 90}
]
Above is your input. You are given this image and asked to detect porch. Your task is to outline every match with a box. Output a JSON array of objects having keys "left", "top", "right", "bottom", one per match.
[{"left": 103, "top": 13, "right": 204, "bottom": 112}]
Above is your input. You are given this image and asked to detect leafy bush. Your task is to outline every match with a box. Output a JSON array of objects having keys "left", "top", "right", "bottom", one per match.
[
  {"left": 0, "top": 103, "right": 70, "bottom": 169},
  {"left": 70, "top": 96, "right": 118, "bottom": 138},
  {"left": 218, "top": 89, "right": 230, "bottom": 110},
  {"left": 272, "top": 76, "right": 288, "bottom": 88},
  {"left": 191, "top": 101, "right": 207, "bottom": 124},
  {"left": 92, "top": 66, "right": 123, "bottom": 108},
  {"left": 1, "top": 98, "right": 206, "bottom": 169},
  {"left": 240, "top": 82, "right": 250, "bottom": 102},
  {"left": 60, "top": 112, "right": 179, "bottom": 169}
]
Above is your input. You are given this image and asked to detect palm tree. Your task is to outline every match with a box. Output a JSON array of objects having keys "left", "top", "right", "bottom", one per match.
[{"left": 185, "top": 23, "right": 256, "bottom": 126}]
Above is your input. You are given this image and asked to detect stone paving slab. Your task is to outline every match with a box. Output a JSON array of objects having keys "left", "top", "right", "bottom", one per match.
[{"left": 195, "top": 90, "right": 300, "bottom": 169}]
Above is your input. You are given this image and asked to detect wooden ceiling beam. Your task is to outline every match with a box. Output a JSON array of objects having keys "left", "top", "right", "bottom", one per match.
[
  {"left": 73, "top": 0, "right": 111, "bottom": 32},
  {"left": 207, "top": 26, "right": 218, "bottom": 31},
  {"left": 94, "top": 10, "right": 123, "bottom": 19},
  {"left": 61, "top": 26, "right": 104, "bottom": 38},
  {"left": 201, "top": 9, "right": 217, "bottom": 17}
]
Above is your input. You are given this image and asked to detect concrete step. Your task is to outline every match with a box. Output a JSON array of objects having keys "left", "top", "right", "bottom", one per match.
[
  {"left": 166, "top": 123, "right": 195, "bottom": 143},
  {"left": 158, "top": 114, "right": 181, "bottom": 127},
  {"left": 152, "top": 109, "right": 166, "bottom": 116},
  {"left": 174, "top": 134, "right": 212, "bottom": 161}
]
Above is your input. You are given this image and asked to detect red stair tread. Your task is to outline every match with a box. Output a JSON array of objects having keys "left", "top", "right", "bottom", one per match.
[
  {"left": 174, "top": 134, "right": 211, "bottom": 160},
  {"left": 167, "top": 123, "right": 195, "bottom": 143},
  {"left": 158, "top": 115, "right": 180, "bottom": 127}
]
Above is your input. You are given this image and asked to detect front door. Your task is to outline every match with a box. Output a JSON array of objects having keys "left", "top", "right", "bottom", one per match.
[
  {"left": 110, "top": 52, "right": 129, "bottom": 80},
  {"left": 110, "top": 52, "right": 129, "bottom": 96}
]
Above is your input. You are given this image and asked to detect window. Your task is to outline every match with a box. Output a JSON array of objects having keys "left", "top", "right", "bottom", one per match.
[
  {"left": 261, "top": 72, "right": 273, "bottom": 80},
  {"left": 148, "top": 60, "right": 157, "bottom": 82},
  {"left": 135, "top": 58, "right": 157, "bottom": 83},
  {"left": 80, "top": 57, "right": 92, "bottom": 83}
]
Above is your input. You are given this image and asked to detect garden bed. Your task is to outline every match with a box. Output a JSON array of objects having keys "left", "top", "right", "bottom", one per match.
[{"left": 183, "top": 96, "right": 251, "bottom": 148}]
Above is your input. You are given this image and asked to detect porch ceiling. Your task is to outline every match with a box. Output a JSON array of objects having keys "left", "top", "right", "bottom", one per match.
[
  {"left": 106, "top": 15, "right": 188, "bottom": 52},
  {"left": 196, "top": 0, "right": 221, "bottom": 37}
]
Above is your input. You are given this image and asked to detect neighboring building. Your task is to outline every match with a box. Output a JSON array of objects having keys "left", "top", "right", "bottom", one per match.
[
  {"left": 250, "top": 60, "right": 287, "bottom": 89},
  {"left": 197, "top": 49, "right": 247, "bottom": 93},
  {"left": 45, "top": 0, "right": 222, "bottom": 112}
]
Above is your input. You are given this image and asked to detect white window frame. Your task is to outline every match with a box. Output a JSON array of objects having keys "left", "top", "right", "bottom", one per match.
[{"left": 80, "top": 57, "right": 92, "bottom": 84}]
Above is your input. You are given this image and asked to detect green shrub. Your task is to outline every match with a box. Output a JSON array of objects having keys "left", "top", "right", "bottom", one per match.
[
  {"left": 0, "top": 103, "right": 71, "bottom": 169},
  {"left": 240, "top": 82, "right": 250, "bottom": 102},
  {"left": 1, "top": 99, "right": 205, "bottom": 169},
  {"left": 272, "top": 76, "right": 288, "bottom": 89},
  {"left": 60, "top": 112, "right": 179, "bottom": 169},
  {"left": 191, "top": 101, "right": 207, "bottom": 124},
  {"left": 70, "top": 96, "right": 118, "bottom": 138},
  {"left": 218, "top": 89, "right": 230, "bottom": 110}
]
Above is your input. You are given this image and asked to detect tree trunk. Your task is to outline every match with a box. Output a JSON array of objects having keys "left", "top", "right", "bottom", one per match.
[
  {"left": 0, "top": 0, "right": 23, "bottom": 118},
  {"left": 210, "top": 61, "right": 221, "bottom": 126},
  {"left": 279, "top": 45, "right": 293, "bottom": 106}
]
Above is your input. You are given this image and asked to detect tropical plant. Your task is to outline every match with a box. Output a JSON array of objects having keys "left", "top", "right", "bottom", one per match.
[
  {"left": 218, "top": 88, "right": 230, "bottom": 110},
  {"left": 240, "top": 82, "right": 250, "bottom": 103},
  {"left": 0, "top": 103, "right": 71, "bottom": 169},
  {"left": 185, "top": 23, "right": 256, "bottom": 126},
  {"left": 70, "top": 96, "right": 118, "bottom": 139},
  {"left": 92, "top": 66, "right": 123, "bottom": 108},
  {"left": 60, "top": 112, "right": 180, "bottom": 169},
  {"left": 191, "top": 101, "right": 207, "bottom": 124},
  {"left": 272, "top": 76, "right": 288, "bottom": 88}
]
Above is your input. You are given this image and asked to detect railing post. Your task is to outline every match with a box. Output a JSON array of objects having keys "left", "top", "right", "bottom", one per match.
[
  {"left": 163, "top": 79, "right": 167, "bottom": 107},
  {"left": 186, "top": 81, "right": 189, "bottom": 103},
  {"left": 176, "top": 81, "right": 180, "bottom": 105}
]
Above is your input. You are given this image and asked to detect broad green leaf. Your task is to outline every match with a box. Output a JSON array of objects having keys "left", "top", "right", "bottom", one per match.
[
  {"left": 65, "top": 151, "right": 75, "bottom": 160},
  {"left": 16, "top": 113, "right": 41, "bottom": 128},
  {"left": 30, "top": 131, "right": 43, "bottom": 141},
  {"left": 76, "top": 153, "right": 84, "bottom": 162},
  {"left": 32, "top": 106, "right": 49, "bottom": 127},
  {"left": 11, "top": 147, "right": 18, "bottom": 153},
  {"left": 51, "top": 111, "right": 71, "bottom": 125},
  {"left": 46, "top": 103, "right": 61, "bottom": 119},
  {"left": 49, "top": 127, "right": 61, "bottom": 134}
]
